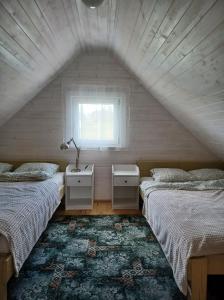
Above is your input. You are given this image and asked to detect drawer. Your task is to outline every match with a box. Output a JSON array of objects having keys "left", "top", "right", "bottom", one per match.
[
  {"left": 113, "top": 176, "right": 139, "bottom": 186},
  {"left": 66, "top": 175, "right": 91, "bottom": 186}
]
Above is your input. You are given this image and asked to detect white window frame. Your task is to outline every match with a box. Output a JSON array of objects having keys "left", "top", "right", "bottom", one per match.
[{"left": 64, "top": 85, "right": 128, "bottom": 150}]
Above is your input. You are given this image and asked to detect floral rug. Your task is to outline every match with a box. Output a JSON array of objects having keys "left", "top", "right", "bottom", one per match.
[{"left": 8, "top": 215, "right": 187, "bottom": 300}]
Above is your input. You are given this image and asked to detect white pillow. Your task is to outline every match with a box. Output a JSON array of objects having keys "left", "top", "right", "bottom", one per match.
[
  {"left": 0, "top": 171, "right": 52, "bottom": 182},
  {"left": 151, "top": 168, "right": 195, "bottom": 182},
  {"left": 15, "top": 162, "right": 59, "bottom": 176},
  {"left": 189, "top": 168, "right": 224, "bottom": 181}
]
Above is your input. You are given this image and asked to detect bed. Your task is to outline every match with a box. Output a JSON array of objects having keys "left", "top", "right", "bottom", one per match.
[
  {"left": 138, "top": 161, "right": 224, "bottom": 300},
  {"left": 0, "top": 169, "right": 65, "bottom": 300}
]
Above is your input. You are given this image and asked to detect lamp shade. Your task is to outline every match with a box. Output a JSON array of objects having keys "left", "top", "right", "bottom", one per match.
[
  {"left": 81, "top": 0, "right": 104, "bottom": 9},
  {"left": 60, "top": 142, "right": 70, "bottom": 150}
]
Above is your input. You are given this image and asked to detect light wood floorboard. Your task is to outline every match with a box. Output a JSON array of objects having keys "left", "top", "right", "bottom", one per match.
[{"left": 56, "top": 200, "right": 142, "bottom": 216}]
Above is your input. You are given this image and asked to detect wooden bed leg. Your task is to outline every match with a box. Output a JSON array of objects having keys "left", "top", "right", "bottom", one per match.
[
  {"left": 0, "top": 282, "right": 7, "bottom": 300},
  {"left": 190, "top": 257, "right": 207, "bottom": 300},
  {"left": 0, "top": 254, "right": 13, "bottom": 300},
  {"left": 0, "top": 256, "right": 7, "bottom": 300}
]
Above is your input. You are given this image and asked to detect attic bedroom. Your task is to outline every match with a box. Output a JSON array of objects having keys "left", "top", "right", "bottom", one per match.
[{"left": 0, "top": 0, "right": 223, "bottom": 299}]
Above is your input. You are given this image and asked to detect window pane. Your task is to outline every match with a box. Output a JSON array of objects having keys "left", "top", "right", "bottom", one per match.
[{"left": 78, "top": 103, "right": 115, "bottom": 141}]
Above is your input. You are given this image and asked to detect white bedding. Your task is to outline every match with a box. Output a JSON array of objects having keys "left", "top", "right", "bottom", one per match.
[
  {"left": 139, "top": 177, "right": 153, "bottom": 200},
  {"left": 50, "top": 172, "right": 65, "bottom": 187},
  {"left": 0, "top": 172, "right": 64, "bottom": 273},
  {"left": 140, "top": 179, "right": 224, "bottom": 295}
]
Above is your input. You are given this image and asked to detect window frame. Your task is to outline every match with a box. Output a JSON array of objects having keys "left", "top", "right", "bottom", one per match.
[
  {"left": 73, "top": 96, "right": 121, "bottom": 148},
  {"left": 64, "top": 86, "right": 129, "bottom": 150}
]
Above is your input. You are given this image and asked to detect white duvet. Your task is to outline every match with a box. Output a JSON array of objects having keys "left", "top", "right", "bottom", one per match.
[
  {"left": 0, "top": 179, "right": 60, "bottom": 274},
  {"left": 141, "top": 179, "right": 224, "bottom": 295}
]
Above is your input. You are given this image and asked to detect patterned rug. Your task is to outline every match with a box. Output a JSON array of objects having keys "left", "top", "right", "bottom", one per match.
[{"left": 8, "top": 215, "right": 186, "bottom": 300}]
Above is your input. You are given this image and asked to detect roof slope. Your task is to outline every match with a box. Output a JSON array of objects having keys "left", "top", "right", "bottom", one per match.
[{"left": 0, "top": 0, "right": 224, "bottom": 158}]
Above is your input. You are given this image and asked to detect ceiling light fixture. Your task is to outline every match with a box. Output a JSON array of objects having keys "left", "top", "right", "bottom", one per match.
[{"left": 81, "top": 0, "right": 104, "bottom": 9}]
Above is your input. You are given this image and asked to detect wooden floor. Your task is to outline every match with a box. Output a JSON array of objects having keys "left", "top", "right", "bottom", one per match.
[{"left": 56, "top": 200, "right": 142, "bottom": 216}]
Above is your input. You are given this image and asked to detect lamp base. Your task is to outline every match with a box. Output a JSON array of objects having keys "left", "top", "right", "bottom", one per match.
[{"left": 71, "top": 168, "right": 81, "bottom": 173}]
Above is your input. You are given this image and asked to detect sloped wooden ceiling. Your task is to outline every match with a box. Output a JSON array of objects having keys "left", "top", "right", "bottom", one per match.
[{"left": 0, "top": 0, "right": 224, "bottom": 158}]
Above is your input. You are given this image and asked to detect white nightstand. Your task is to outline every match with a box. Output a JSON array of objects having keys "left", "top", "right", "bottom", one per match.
[
  {"left": 112, "top": 164, "right": 139, "bottom": 209},
  {"left": 65, "top": 164, "right": 94, "bottom": 210}
]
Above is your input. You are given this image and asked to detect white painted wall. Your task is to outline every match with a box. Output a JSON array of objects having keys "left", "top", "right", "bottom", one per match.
[{"left": 0, "top": 51, "right": 217, "bottom": 199}]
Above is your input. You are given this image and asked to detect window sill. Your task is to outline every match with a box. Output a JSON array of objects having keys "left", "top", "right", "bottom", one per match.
[{"left": 67, "top": 146, "right": 128, "bottom": 151}]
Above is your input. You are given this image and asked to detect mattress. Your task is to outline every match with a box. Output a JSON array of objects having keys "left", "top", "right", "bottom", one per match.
[
  {"left": 0, "top": 172, "right": 64, "bottom": 254},
  {"left": 139, "top": 177, "right": 153, "bottom": 201},
  {"left": 50, "top": 172, "right": 65, "bottom": 187},
  {"left": 142, "top": 179, "right": 224, "bottom": 295}
]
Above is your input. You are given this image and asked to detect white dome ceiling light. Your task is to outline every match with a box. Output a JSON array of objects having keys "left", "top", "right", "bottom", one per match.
[{"left": 81, "top": 0, "right": 104, "bottom": 9}]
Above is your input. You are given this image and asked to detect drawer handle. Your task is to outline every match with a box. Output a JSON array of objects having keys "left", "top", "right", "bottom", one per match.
[
  {"left": 124, "top": 180, "right": 127, "bottom": 183},
  {"left": 77, "top": 180, "right": 81, "bottom": 183}
]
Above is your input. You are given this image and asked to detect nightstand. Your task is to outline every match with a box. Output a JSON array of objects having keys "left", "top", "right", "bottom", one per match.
[
  {"left": 112, "top": 164, "right": 140, "bottom": 209},
  {"left": 65, "top": 164, "right": 94, "bottom": 210}
]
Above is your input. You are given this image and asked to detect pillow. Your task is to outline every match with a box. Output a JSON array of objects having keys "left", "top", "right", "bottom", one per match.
[
  {"left": 189, "top": 168, "right": 224, "bottom": 181},
  {"left": 0, "top": 171, "right": 52, "bottom": 182},
  {"left": 0, "top": 162, "right": 13, "bottom": 173},
  {"left": 15, "top": 162, "right": 59, "bottom": 176},
  {"left": 151, "top": 168, "right": 195, "bottom": 182}
]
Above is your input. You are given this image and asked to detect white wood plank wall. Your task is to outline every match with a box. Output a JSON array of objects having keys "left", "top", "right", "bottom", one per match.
[{"left": 0, "top": 51, "right": 217, "bottom": 199}]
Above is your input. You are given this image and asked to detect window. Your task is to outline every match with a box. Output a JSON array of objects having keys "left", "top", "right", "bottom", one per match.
[{"left": 64, "top": 86, "right": 128, "bottom": 149}]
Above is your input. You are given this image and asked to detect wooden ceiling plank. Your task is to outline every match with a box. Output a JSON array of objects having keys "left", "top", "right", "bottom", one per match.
[
  {"left": 110, "top": 0, "right": 140, "bottom": 54},
  {"left": 133, "top": 0, "right": 173, "bottom": 67},
  {"left": 95, "top": 0, "right": 109, "bottom": 47},
  {"left": 114, "top": 0, "right": 142, "bottom": 56},
  {"left": 0, "top": 25, "right": 37, "bottom": 71},
  {"left": 0, "top": 4, "right": 54, "bottom": 72},
  {"left": 151, "top": 24, "right": 224, "bottom": 97},
  {"left": 107, "top": 0, "right": 119, "bottom": 50},
  {"left": 18, "top": 0, "right": 63, "bottom": 62},
  {"left": 138, "top": 0, "right": 192, "bottom": 69},
  {"left": 150, "top": 95, "right": 224, "bottom": 148},
  {"left": 152, "top": 22, "right": 224, "bottom": 95},
  {"left": 169, "top": 21, "right": 224, "bottom": 78},
  {"left": 193, "top": 102, "right": 224, "bottom": 115},
  {"left": 150, "top": 0, "right": 216, "bottom": 67},
  {"left": 0, "top": 44, "right": 33, "bottom": 75},
  {"left": 71, "top": 0, "right": 89, "bottom": 50},
  {"left": 125, "top": 0, "right": 157, "bottom": 62},
  {"left": 75, "top": 0, "right": 94, "bottom": 51},
  {"left": 107, "top": 0, "right": 117, "bottom": 48},
  {"left": 61, "top": 0, "right": 83, "bottom": 49},
  {"left": 176, "top": 54, "right": 224, "bottom": 95},
  {"left": 151, "top": 84, "right": 224, "bottom": 109},
  {"left": 146, "top": 0, "right": 223, "bottom": 87},
  {"left": 188, "top": 91, "right": 224, "bottom": 108},
  {"left": 172, "top": 46, "right": 224, "bottom": 95},
  {"left": 61, "top": 0, "right": 84, "bottom": 50},
  {"left": 0, "top": 60, "right": 34, "bottom": 97},
  {"left": 142, "top": 0, "right": 216, "bottom": 83},
  {"left": 0, "top": 0, "right": 59, "bottom": 70},
  {"left": 35, "top": 0, "right": 78, "bottom": 55},
  {"left": 86, "top": 4, "right": 99, "bottom": 48}
]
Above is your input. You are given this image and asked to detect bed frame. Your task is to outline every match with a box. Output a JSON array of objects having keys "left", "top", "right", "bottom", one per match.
[
  {"left": 137, "top": 160, "right": 224, "bottom": 300},
  {"left": 0, "top": 160, "right": 66, "bottom": 300}
]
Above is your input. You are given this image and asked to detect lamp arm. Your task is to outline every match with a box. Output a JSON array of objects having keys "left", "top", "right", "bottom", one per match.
[
  {"left": 69, "top": 138, "right": 80, "bottom": 171},
  {"left": 69, "top": 138, "right": 80, "bottom": 154}
]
